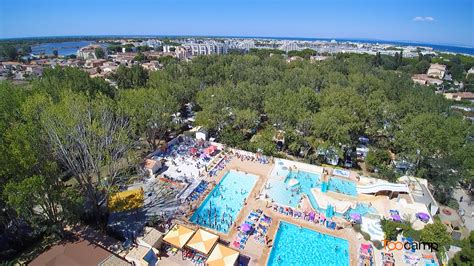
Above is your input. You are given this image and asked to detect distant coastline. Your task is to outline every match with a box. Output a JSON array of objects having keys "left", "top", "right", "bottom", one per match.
[{"left": 1, "top": 34, "right": 473, "bottom": 55}]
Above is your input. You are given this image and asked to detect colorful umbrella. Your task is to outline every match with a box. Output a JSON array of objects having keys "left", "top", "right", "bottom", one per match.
[
  {"left": 350, "top": 213, "right": 361, "bottom": 221},
  {"left": 391, "top": 214, "right": 401, "bottom": 221},
  {"left": 417, "top": 212, "right": 430, "bottom": 221},
  {"left": 241, "top": 223, "right": 252, "bottom": 232}
]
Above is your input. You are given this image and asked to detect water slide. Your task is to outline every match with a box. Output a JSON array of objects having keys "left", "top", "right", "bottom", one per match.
[{"left": 357, "top": 182, "right": 409, "bottom": 195}]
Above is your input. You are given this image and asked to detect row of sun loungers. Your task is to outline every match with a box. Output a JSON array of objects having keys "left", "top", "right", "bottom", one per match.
[
  {"left": 402, "top": 237, "right": 421, "bottom": 265},
  {"left": 358, "top": 243, "right": 374, "bottom": 266},
  {"left": 254, "top": 214, "right": 272, "bottom": 244},
  {"left": 182, "top": 249, "right": 206, "bottom": 265},
  {"left": 232, "top": 209, "right": 263, "bottom": 250},
  {"left": 381, "top": 252, "right": 395, "bottom": 266},
  {"left": 235, "top": 153, "right": 270, "bottom": 164},
  {"left": 186, "top": 181, "right": 209, "bottom": 202},
  {"left": 272, "top": 204, "right": 338, "bottom": 230},
  {"left": 208, "top": 155, "right": 231, "bottom": 177}
]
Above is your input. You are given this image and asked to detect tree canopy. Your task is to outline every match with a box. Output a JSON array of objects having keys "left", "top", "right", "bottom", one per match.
[{"left": 0, "top": 51, "right": 472, "bottom": 261}]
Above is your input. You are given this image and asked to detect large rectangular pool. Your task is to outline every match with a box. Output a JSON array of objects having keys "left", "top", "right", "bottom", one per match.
[
  {"left": 190, "top": 170, "right": 257, "bottom": 233},
  {"left": 268, "top": 221, "right": 350, "bottom": 266}
]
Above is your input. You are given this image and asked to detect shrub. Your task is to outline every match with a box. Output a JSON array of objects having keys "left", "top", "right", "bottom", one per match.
[
  {"left": 403, "top": 228, "right": 421, "bottom": 241},
  {"left": 381, "top": 219, "right": 402, "bottom": 241},
  {"left": 362, "top": 231, "right": 371, "bottom": 241},
  {"left": 372, "top": 240, "right": 383, "bottom": 250},
  {"left": 448, "top": 231, "right": 474, "bottom": 265},
  {"left": 421, "top": 220, "right": 452, "bottom": 248},
  {"left": 353, "top": 223, "right": 362, "bottom": 233},
  {"left": 447, "top": 198, "right": 459, "bottom": 210}
]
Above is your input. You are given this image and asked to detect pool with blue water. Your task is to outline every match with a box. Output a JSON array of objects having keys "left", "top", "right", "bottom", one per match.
[
  {"left": 327, "top": 177, "right": 358, "bottom": 196},
  {"left": 264, "top": 168, "right": 360, "bottom": 213},
  {"left": 267, "top": 221, "right": 349, "bottom": 266},
  {"left": 190, "top": 171, "right": 257, "bottom": 233},
  {"left": 265, "top": 170, "right": 322, "bottom": 210}
]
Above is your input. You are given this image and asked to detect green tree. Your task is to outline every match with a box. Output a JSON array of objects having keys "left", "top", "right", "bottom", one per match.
[
  {"left": 94, "top": 47, "right": 106, "bottom": 59},
  {"left": 118, "top": 88, "right": 178, "bottom": 150},
  {"left": 381, "top": 219, "right": 403, "bottom": 241},
  {"left": 134, "top": 51, "right": 147, "bottom": 62},
  {"left": 0, "top": 45, "right": 18, "bottom": 60},
  {"left": 449, "top": 231, "right": 474, "bottom": 266},
  {"left": 39, "top": 91, "right": 136, "bottom": 222},
  {"left": 32, "top": 67, "right": 116, "bottom": 100},
  {"left": 366, "top": 148, "right": 391, "bottom": 172},
  {"left": 420, "top": 220, "right": 452, "bottom": 248},
  {"left": 113, "top": 65, "right": 149, "bottom": 89},
  {"left": 4, "top": 175, "right": 66, "bottom": 235}
]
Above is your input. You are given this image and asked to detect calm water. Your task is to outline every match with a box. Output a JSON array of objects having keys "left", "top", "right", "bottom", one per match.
[
  {"left": 267, "top": 221, "right": 349, "bottom": 266},
  {"left": 327, "top": 177, "right": 358, "bottom": 196},
  {"left": 31, "top": 41, "right": 106, "bottom": 56},
  {"left": 264, "top": 170, "right": 357, "bottom": 208},
  {"left": 190, "top": 170, "right": 257, "bottom": 233},
  {"left": 20, "top": 35, "right": 474, "bottom": 55}
]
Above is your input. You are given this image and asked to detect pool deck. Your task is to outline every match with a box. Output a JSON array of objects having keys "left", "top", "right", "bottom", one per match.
[{"left": 185, "top": 156, "right": 361, "bottom": 265}]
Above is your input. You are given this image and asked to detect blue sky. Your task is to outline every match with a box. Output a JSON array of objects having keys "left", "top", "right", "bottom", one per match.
[{"left": 0, "top": 0, "right": 472, "bottom": 47}]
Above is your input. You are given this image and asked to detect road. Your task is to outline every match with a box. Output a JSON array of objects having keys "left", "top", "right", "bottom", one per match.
[{"left": 453, "top": 187, "right": 473, "bottom": 232}]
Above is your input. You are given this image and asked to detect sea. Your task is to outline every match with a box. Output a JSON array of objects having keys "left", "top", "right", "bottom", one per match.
[
  {"left": 31, "top": 41, "right": 108, "bottom": 56},
  {"left": 25, "top": 35, "right": 474, "bottom": 56}
]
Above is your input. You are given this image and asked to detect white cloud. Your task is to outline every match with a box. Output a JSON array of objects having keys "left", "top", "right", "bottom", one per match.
[{"left": 413, "top": 16, "right": 435, "bottom": 22}]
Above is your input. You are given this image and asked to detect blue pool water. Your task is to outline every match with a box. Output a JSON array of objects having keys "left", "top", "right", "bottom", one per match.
[
  {"left": 190, "top": 171, "right": 257, "bottom": 233},
  {"left": 327, "top": 177, "right": 358, "bottom": 196},
  {"left": 265, "top": 170, "right": 322, "bottom": 210},
  {"left": 265, "top": 169, "right": 358, "bottom": 211},
  {"left": 268, "top": 221, "right": 349, "bottom": 266}
]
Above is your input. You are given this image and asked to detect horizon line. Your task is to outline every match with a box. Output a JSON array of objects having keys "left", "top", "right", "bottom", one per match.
[{"left": 1, "top": 34, "right": 473, "bottom": 50}]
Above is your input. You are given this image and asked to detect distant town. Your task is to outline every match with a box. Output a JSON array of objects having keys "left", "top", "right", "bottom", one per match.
[
  {"left": 2, "top": 37, "right": 473, "bottom": 118},
  {"left": 2, "top": 34, "right": 474, "bottom": 265},
  {"left": 0, "top": 37, "right": 471, "bottom": 80}
]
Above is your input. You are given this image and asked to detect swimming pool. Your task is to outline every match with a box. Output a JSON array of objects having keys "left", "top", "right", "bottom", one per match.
[
  {"left": 327, "top": 177, "right": 358, "bottom": 196},
  {"left": 344, "top": 203, "right": 376, "bottom": 217},
  {"left": 264, "top": 170, "right": 322, "bottom": 210},
  {"left": 190, "top": 171, "right": 257, "bottom": 233},
  {"left": 267, "top": 221, "right": 349, "bottom": 266}
]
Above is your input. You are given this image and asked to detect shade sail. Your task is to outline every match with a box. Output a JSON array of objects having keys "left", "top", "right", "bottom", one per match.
[
  {"left": 185, "top": 228, "right": 219, "bottom": 255},
  {"left": 207, "top": 244, "right": 239, "bottom": 266},
  {"left": 162, "top": 224, "right": 195, "bottom": 248}
]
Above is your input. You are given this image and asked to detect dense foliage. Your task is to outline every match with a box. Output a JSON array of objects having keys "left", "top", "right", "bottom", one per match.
[
  {"left": 449, "top": 231, "right": 474, "bottom": 265},
  {"left": 0, "top": 52, "right": 472, "bottom": 261}
]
